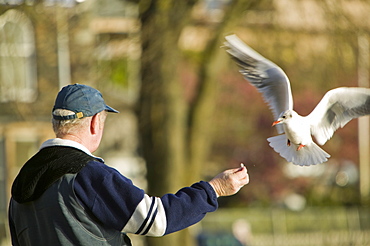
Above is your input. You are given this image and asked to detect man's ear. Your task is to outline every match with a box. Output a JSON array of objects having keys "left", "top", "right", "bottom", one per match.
[{"left": 90, "top": 114, "right": 100, "bottom": 135}]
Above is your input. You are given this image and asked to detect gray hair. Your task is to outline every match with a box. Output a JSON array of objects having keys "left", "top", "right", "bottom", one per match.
[
  {"left": 52, "top": 109, "right": 107, "bottom": 137},
  {"left": 52, "top": 109, "right": 90, "bottom": 137}
]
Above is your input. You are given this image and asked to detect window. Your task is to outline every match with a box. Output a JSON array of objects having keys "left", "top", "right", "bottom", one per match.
[{"left": 0, "top": 10, "right": 37, "bottom": 102}]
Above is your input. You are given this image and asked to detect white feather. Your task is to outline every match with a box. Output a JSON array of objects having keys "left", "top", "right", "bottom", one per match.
[
  {"left": 224, "top": 34, "right": 293, "bottom": 134},
  {"left": 225, "top": 34, "right": 370, "bottom": 166},
  {"left": 308, "top": 87, "right": 370, "bottom": 145},
  {"left": 267, "top": 135, "right": 330, "bottom": 166}
]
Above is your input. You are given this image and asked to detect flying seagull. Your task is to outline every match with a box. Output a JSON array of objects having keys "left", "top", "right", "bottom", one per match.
[{"left": 224, "top": 34, "right": 370, "bottom": 166}]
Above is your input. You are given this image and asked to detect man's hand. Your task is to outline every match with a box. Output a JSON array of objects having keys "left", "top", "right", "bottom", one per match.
[{"left": 209, "top": 164, "right": 249, "bottom": 197}]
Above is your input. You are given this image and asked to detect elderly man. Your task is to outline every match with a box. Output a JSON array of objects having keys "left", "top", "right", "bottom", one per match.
[{"left": 8, "top": 84, "right": 249, "bottom": 246}]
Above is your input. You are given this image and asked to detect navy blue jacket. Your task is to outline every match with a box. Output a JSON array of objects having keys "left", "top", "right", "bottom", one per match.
[{"left": 9, "top": 139, "right": 218, "bottom": 245}]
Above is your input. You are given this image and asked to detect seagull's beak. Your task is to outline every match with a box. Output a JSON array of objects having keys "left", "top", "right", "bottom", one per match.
[{"left": 272, "top": 120, "right": 282, "bottom": 127}]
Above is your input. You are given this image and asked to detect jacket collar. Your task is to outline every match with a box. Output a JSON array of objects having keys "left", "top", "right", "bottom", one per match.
[{"left": 40, "top": 138, "right": 104, "bottom": 162}]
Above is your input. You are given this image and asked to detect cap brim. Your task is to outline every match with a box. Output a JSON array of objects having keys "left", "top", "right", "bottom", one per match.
[{"left": 105, "top": 105, "right": 119, "bottom": 113}]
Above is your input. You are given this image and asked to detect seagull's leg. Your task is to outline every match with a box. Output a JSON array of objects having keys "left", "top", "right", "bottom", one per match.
[
  {"left": 297, "top": 144, "right": 305, "bottom": 151},
  {"left": 287, "top": 139, "right": 291, "bottom": 146}
]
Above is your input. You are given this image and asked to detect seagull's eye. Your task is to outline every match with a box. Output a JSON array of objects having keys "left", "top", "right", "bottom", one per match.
[{"left": 282, "top": 116, "right": 286, "bottom": 119}]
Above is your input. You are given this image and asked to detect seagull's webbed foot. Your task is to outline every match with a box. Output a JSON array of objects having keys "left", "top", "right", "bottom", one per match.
[{"left": 297, "top": 144, "right": 305, "bottom": 151}]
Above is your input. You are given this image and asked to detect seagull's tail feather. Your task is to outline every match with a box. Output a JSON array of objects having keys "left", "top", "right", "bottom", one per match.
[{"left": 267, "top": 134, "right": 331, "bottom": 166}]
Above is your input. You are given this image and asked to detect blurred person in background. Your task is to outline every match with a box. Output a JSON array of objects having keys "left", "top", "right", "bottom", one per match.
[{"left": 8, "top": 84, "right": 249, "bottom": 246}]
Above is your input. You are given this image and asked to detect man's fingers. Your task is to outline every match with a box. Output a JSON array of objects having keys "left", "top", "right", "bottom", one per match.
[
  {"left": 235, "top": 163, "right": 246, "bottom": 172},
  {"left": 233, "top": 165, "right": 249, "bottom": 189},
  {"left": 233, "top": 165, "right": 248, "bottom": 180},
  {"left": 209, "top": 164, "right": 250, "bottom": 197},
  {"left": 240, "top": 174, "right": 250, "bottom": 185}
]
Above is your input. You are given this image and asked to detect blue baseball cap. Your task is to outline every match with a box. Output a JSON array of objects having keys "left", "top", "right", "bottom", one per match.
[{"left": 52, "top": 84, "right": 119, "bottom": 120}]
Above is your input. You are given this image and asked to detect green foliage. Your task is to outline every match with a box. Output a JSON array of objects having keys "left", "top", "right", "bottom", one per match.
[
  {"left": 110, "top": 59, "right": 129, "bottom": 87},
  {"left": 97, "top": 59, "right": 129, "bottom": 88}
]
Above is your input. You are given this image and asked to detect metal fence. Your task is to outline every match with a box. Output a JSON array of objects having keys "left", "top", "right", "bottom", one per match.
[
  {"left": 198, "top": 206, "right": 370, "bottom": 246},
  {"left": 252, "top": 230, "right": 370, "bottom": 246}
]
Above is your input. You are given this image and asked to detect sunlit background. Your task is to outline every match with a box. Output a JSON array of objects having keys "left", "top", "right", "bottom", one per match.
[{"left": 0, "top": 0, "right": 369, "bottom": 245}]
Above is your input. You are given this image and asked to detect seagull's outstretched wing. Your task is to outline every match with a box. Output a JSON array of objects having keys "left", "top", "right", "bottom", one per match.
[
  {"left": 308, "top": 87, "right": 370, "bottom": 145},
  {"left": 224, "top": 34, "right": 293, "bottom": 134}
]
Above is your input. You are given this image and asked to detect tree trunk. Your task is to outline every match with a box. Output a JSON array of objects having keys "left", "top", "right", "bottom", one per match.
[
  {"left": 137, "top": 1, "right": 197, "bottom": 246},
  {"left": 136, "top": 1, "right": 259, "bottom": 245}
]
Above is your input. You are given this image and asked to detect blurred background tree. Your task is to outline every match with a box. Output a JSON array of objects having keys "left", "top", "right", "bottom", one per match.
[
  {"left": 133, "top": 0, "right": 369, "bottom": 245},
  {"left": 135, "top": 1, "right": 260, "bottom": 245},
  {"left": 1, "top": 0, "right": 369, "bottom": 245}
]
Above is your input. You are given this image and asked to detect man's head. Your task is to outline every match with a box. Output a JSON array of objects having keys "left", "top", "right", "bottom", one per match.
[
  {"left": 52, "top": 84, "right": 118, "bottom": 152},
  {"left": 52, "top": 84, "right": 118, "bottom": 120}
]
